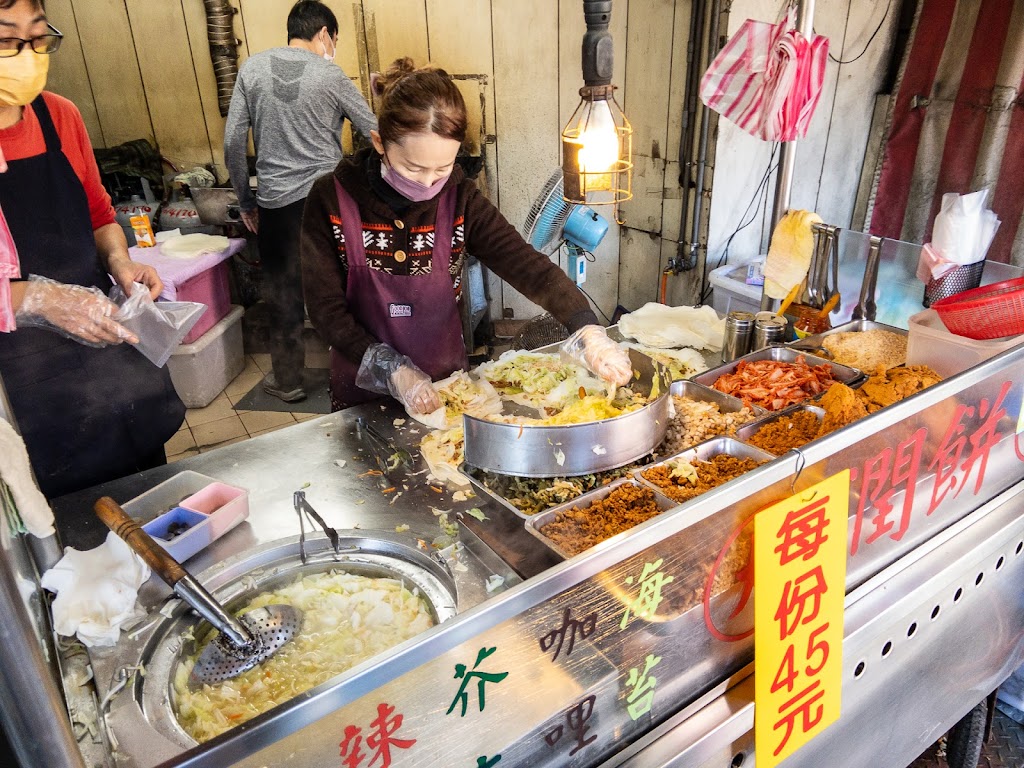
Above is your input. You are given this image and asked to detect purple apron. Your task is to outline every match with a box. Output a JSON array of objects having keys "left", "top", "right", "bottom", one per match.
[{"left": 329, "top": 179, "right": 467, "bottom": 410}]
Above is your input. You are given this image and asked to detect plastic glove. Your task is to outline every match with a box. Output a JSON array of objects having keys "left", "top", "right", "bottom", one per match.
[
  {"left": 355, "top": 343, "right": 441, "bottom": 414},
  {"left": 15, "top": 275, "right": 137, "bottom": 346},
  {"left": 561, "top": 325, "right": 632, "bottom": 386},
  {"left": 390, "top": 365, "right": 441, "bottom": 414}
]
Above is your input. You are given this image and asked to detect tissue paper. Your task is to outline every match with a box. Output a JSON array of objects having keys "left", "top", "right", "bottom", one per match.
[{"left": 41, "top": 532, "right": 151, "bottom": 647}]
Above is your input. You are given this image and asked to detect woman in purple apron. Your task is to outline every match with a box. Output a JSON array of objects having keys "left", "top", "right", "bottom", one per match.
[{"left": 301, "top": 58, "right": 631, "bottom": 413}]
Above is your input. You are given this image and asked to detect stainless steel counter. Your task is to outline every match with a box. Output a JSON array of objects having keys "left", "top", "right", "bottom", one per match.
[
  {"left": 52, "top": 401, "right": 532, "bottom": 587},
  {"left": 46, "top": 343, "right": 1024, "bottom": 768}
]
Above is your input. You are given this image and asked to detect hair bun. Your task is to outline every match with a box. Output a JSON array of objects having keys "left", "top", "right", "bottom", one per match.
[
  {"left": 372, "top": 57, "right": 417, "bottom": 97},
  {"left": 375, "top": 58, "right": 468, "bottom": 146}
]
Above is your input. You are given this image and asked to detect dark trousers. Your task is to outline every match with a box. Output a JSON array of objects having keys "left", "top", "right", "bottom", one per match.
[{"left": 258, "top": 199, "right": 306, "bottom": 390}]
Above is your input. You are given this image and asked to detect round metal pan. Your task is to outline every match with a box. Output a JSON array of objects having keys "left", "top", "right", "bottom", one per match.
[{"left": 463, "top": 349, "right": 672, "bottom": 477}]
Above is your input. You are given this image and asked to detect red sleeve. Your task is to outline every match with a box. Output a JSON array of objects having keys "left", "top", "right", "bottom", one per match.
[{"left": 40, "top": 93, "right": 116, "bottom": 231}]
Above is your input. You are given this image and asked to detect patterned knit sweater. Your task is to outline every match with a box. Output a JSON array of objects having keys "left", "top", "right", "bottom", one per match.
[{"left": 300, "top": 148, "right": 597, "bottom": 365}]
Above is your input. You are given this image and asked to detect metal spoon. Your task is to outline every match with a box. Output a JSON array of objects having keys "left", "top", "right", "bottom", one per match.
[{"left": 94, "top": 496, "right": 302, "bottom": 689}]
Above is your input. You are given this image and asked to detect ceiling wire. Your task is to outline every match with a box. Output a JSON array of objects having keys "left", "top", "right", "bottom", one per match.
[{"left": 827, "top": 0, "right": 893, "bottom": 65}]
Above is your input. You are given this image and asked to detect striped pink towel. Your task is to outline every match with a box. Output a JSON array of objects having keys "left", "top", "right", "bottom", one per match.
[
  {"left": 0, "top": 203, "right": 20, "bottom": 332},
  {"left": 700, "top": 10, "right": 828, "bottom": 142}
]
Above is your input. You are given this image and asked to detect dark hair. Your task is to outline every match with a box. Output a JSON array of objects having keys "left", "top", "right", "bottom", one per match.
[
  {"left": 373, "top": 58, "right": 467, "bottom": 146},
  {"left": 0, "top": 0, "right": 45, "bottom": 10},
  {"left": 287, "top": 0, "right": 337, "bottom": 41}
]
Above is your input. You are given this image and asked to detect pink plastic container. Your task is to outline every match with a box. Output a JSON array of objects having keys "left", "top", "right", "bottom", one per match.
[
  {"left": 179, "top": 481, "right": 249, "bottom": 537},
  {"left": 177, "top": 261, "right": 231, "bottom": 344},
  {"left": 123, "top": 471, "right": 249, "bottom": 561}
]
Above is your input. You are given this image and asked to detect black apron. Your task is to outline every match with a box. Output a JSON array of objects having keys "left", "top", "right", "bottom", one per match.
[{"left": 0, "top": 95, "right": 184, "bottom": 499}]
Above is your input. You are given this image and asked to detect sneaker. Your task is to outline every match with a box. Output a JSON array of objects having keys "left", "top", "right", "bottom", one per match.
[{"left": 263, "top": 373, "right": 306, "bottom": 403}]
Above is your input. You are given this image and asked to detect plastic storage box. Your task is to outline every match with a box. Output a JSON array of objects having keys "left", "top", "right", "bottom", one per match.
[
  {"left": 167, "top": 304, "right": 244, "bottom": 408},
  {"left": 124, "top": 470, "right": 249, "bottom": 561},
  {"left": 708, "top": 262, "right": 764, "bottom": 316},
  {"left": 176, "top": 261, "right": 231, "bottom": 344},
  {"left": 906, "top": 309, "right": 1023, "bottom": 378}
]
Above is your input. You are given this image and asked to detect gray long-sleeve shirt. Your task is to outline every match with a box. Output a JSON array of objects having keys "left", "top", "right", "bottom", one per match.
[{"left": 224, "top": 47, "right": 377, "bottom": 210}]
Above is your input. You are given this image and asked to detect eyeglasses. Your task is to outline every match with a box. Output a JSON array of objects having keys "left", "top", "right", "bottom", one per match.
[{"left": 0, "top": 23, "right": 63, "bottom": 58}]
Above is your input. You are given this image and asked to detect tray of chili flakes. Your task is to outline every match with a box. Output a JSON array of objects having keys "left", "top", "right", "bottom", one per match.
[
  {"left": 526, "top": 478, "right": 676, "bottom": 559},
  {"left": 694, "top": 347, "right": 864, "bottom": 411},
  {"left": 636, "top": 436, "right": 774, "bottom": 504}
]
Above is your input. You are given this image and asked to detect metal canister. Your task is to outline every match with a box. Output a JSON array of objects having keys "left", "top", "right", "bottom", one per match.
[
  {"left": 722, "top": 311, "right": 755, "bottom": 362},
  {"left": 753, "top": 313, "right": 787, "bottom": 350}
]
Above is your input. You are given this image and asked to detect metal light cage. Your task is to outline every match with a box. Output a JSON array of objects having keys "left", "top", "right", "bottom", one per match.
[{"left": 561, "top": 85, "right": 632, "bottom": 205}]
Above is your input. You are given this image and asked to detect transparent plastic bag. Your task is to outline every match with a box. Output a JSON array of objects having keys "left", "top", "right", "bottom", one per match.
[{"left": 111, "top": 283, "right": 206, "bottom": 367}]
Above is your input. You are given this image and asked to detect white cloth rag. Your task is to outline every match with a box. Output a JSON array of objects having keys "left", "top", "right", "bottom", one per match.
[
  {"left": 41, "top": 531, "right": 151, "bottom": 647},
  {"left": 0, "top": 418, "right": 54, "bottom": 539}
]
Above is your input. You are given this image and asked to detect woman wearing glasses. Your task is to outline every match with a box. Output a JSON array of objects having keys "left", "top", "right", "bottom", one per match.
[{"left": 0, "top": 0, "right": 184, "bottom": 498}]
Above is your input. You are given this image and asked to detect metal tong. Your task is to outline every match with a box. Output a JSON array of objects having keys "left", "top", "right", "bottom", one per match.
[
  {"left": 293, "top": 489, "right": 355, "bottom": 563},
  {"left": 807, "top": 223, "right": 842, "bottom": 310},
  {"left": 852, "top": 235, "right": 885, "bottom": 322},
  {"left": 355, "top": 417, "right": 412, "bottom": 485}
]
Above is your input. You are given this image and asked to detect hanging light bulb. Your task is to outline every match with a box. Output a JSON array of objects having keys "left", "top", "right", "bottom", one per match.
[
  {"left": 562, "top": 1, "right": 632, "bottom": 204},
  {"left": 563, "top": 89, "right": 630, "bottom": 196}
]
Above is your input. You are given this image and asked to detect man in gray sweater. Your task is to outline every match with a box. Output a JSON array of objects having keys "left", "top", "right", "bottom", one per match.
[{"left": 225, "top": 0, "right": 376, "bottom": 402}]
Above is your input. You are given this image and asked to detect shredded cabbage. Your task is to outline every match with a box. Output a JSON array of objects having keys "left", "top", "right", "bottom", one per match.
[
  {"left": 174, "top": 571, "right": 434, "bottom": 743},
  {"left": 474, "top": 351, "right": 606, "bottom": 409}
]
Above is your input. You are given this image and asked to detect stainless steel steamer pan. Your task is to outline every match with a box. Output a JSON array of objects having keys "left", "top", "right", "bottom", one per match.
[
  {"left": 462, "top": 397, "right": 670, "bottom": 478},
  {"left": 463, "top": 349, "right": 672, "bottom": 478}
]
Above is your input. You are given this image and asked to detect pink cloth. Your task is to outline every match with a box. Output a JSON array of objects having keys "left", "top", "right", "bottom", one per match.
[
  {"left": 131, "top": 237, "right": 246, "bottom": 301},
  {"left": 0, "top": 202, "right": 21, "bottom": 333}
]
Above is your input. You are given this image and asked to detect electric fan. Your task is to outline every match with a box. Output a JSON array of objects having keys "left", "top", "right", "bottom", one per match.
[{"left": 522, "top": 170, "right": 609, "bottom": 286}]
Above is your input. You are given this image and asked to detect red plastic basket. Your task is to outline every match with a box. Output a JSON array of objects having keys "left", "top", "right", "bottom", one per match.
[{"left": 931, "top": 277, "right": 1024, "bottom": 340}]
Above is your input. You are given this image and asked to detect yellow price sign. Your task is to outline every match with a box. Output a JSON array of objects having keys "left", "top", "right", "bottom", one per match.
[{"left": 754, "top": 470, "right": 850, "bottom": 766}]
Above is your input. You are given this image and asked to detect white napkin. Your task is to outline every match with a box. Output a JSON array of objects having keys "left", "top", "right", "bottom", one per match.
[
  {"left": 41, "top": 532, "right": 151, "bottom": 647},
  {"left": 0, "top": 419, "right": 54, "bottom": 541},
  {"left": 931, "top": 189, "right": 1000, "bottom": 266}
]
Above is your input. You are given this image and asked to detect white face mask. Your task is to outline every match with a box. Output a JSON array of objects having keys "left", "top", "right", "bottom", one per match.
[{"left": 320, "top": 32, "right": 336, "bottom": 63}]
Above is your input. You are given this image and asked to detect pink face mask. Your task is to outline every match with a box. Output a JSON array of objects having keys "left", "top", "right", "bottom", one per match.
[{"left": 381, "top": 154, "right": 450, "bottom": 202}]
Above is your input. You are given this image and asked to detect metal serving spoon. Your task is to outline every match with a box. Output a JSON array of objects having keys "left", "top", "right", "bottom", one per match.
[{"left": 94, "top": 496, "right": 302, "bottom": 689}]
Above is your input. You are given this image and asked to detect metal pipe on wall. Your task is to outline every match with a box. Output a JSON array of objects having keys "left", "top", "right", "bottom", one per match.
[
  {"left": 762, "top": 0, "right": 816, "bottom": 311},
  {"left": 675, "top": 0, "right": 707, "bottom": 273},
  {"left": 204, "top": 0, "right": 240, "bottom": 117},
  {"left": 687, "top": 0, "right": 722, "bottom": 273}
]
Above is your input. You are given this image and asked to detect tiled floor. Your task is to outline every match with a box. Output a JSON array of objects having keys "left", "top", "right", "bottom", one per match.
[{"left": 165, "top": 352, "right": 320, "bottom": 463}]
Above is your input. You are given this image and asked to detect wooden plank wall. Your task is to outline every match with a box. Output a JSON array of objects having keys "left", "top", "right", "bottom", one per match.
[{"left": 44, "top": 0, "right": 897, "bottom": 320}]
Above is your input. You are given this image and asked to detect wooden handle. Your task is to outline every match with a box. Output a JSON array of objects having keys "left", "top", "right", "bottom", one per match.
[
  {"left": 94, "top": 496, "right": 187, "bottom": 586},
  {"left": 817, "top": 291, "right": 841, "bottom": 319},
  {"left": 778, "top": 280, "right": 804, "bottom": 317}
]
